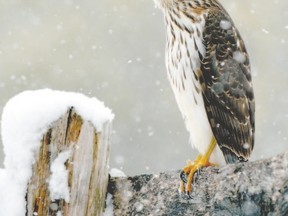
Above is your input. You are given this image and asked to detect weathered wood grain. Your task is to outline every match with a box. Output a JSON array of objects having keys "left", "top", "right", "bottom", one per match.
[{"left": 26, "top": 107, "right": 111, "bottom": 216}]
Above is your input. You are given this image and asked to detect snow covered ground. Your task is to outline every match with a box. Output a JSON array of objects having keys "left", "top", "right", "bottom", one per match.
[{"left": 0, "top": 89, "right": 113, "bottom": 216}]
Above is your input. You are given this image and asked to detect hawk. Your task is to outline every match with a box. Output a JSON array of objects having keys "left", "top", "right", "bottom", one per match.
[{"left": 154, "top": 0, "right": 255, "bottom": 195}]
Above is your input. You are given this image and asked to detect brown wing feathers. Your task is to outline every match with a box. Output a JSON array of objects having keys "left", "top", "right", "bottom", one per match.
[{"left": 200, "top": 9, "right": 255, "bottom": 163}]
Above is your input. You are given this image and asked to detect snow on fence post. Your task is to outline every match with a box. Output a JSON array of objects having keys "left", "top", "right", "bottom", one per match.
[
  {"left": 0, "top": 89, "right": 113, "bottom": 216},
  {"left": 26, "top": 107, "right": 111, "bottom": 216}
]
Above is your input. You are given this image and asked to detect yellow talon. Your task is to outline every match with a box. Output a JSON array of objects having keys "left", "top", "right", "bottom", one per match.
[{"left": 181, "top": 136, "right": 218, "bottom": 195}]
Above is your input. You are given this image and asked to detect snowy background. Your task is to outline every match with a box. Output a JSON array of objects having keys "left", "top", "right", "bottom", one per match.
[{"left": 0, "top": 0, "right": 287, "bottom": 176}]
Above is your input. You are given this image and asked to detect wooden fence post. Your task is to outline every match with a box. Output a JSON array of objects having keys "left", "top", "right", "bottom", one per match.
[{"left": 26, "top": 107, "right": 111, "bottom": 216}]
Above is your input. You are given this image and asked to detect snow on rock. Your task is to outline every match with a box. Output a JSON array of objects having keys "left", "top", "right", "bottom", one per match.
[
  {"left": 103, "top": 193, "right": 114, "bottom": 216},
  {"left": 49, "top": 150, "right": 71, "bottom": 202},
  {"left": 0, "top": 89, "right": 114, "bottom": 216},
  {"left": 110, "top": 168, "right": 127, "bottom": 178}
]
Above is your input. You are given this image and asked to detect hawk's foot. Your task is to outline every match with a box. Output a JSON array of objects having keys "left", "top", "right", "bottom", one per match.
[
  {"left": 180, "top": 137, "right": 217, "bottom": 197},
  {"left": 180, "top": 155, "right": 215, "bottom": 196}
]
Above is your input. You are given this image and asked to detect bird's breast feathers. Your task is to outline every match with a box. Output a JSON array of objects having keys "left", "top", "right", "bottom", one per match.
[{"left": 165, "top": 9, "right": 216, "bottom": 156}]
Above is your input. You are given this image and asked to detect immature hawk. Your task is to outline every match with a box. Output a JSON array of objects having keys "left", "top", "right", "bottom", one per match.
[{"left": 154, "top": 0, "right": 255, "bottom": 194}]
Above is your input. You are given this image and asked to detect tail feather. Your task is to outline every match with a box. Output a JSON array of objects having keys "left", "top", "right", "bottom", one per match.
[{"left": 221, "top": 147, "right": 247, "bottom": 164}]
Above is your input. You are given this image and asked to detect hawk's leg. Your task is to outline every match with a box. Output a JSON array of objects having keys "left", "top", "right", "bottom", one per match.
[{"left": 180, "top": 137, "right": 217, "bottom": 196}]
